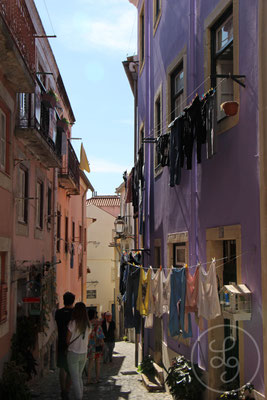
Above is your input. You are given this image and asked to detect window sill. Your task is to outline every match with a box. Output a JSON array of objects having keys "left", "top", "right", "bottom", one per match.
[{"left": 216, "top": 111, "right": 239, "bottom": 135}]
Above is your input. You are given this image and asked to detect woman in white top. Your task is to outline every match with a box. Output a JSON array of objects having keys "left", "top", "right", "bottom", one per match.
[{"left": 66, "top": 302, "right": 91, "bottom": 400}]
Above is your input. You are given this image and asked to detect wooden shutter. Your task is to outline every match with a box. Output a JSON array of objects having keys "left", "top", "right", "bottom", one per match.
[{"left": 0, "top": 283, "right": 8, "bottom": 323}]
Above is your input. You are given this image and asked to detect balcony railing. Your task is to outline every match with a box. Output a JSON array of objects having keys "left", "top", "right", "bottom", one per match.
[
  {"left": 59, "top": 141, "right": 80, "bottom": 194},
  {"left": 0, "top": 0, "right": 36, "bottom": 75},
  {"left": 15, "top": 92, "right": 62, "bottom": 168}
]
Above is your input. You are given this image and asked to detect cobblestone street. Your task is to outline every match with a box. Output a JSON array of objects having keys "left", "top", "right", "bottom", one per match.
[{"left": 30, "top": 341, "right": 172, "bottom": 400}]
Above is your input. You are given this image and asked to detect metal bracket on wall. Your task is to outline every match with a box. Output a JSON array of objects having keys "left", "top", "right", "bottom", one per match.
[{"left": 211, "top": 73, "right": 246, "bottom": 88}]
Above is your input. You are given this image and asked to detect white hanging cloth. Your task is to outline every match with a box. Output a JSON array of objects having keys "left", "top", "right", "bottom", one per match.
[{"left": 198, "top": 259, "right": 221, "bottom": 320}]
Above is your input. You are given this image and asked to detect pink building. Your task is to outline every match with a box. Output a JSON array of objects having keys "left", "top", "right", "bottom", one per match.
[{"left": 0, "top": 0, "right": 93, "bottom": 378}]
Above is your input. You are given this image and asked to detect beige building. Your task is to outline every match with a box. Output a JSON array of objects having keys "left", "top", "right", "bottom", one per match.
[{"left": 86, "top": 196, "right": 120, "bottom": 318}]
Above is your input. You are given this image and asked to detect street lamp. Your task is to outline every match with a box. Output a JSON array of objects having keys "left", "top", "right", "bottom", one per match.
[{"left": 114, "top": 216, "right": 125, "bottom": 235}]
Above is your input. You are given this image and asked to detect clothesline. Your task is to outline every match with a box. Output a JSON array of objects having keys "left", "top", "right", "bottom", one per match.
[
  {"left": 144, "top": 76, "right": 227, "bottom": 142},
  {"left": 126, "top": 250, "right": 248, "bottom": 272}
]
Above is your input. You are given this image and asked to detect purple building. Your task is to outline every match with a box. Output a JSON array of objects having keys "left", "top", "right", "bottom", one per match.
[{"left": 124, "top": 0, "right": 267, "bottom": 398}]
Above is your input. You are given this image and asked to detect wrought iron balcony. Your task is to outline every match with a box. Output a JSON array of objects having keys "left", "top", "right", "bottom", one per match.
[
  {"left": 15, "top": 92, "right": 62, "bottom": 168},
  {"left": 58, "top": 141, "right": 80, "bottom": 195},
  {"left": 0, "top": 0, "right": 35, "bottom": 92}
]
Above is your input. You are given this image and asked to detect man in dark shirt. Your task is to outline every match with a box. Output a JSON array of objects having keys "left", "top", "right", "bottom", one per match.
[
  {"left": 55, "top": 292, "right": 75, "bottom": 400},
  {"left": 102, "top": 312, "right": 116, "bottom": 363}
]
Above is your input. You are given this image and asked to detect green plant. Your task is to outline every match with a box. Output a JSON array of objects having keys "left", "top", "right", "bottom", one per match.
[
  {"left": 122, "top": 335, "right": 128, "bottom": 342},
  {"left": 0, "top": 361, "right": 31, "bottom": 400},
  {"left": 137, "top": 355, "right": 156, "bottom": 377},
  {"left": 11, "top": 316, "right": 38, "bottom": 380},
  {"left": 60, "top": 117, "right": 69, "bottom": 125},
  {"left": 219, "top": 383, "right": 255, "bottom": 400},
  {"left": 47, "top": 89, "right": 59, "bottom": 102},
  {"left": 165, "top": 355, "right": 205, "bottom": 400}
]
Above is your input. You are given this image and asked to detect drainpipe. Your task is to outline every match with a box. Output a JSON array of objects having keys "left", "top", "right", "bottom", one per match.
[
  {"left": 81, "top": 188, "right": 87, "bottom": 302},
  {"left": 52, "top": 168, "right": 58, "bottom": 296},
  {"left": 189, "top": 0, "right": 198, "bottom": 266}
]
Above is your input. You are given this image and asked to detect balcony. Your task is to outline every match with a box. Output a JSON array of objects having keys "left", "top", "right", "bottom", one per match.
[
  {"left": 0, "top": 0, "right": 35, "bottom": 92},
  {"left": 15, "top": 92, "right": 62, "bottom": 168},
  {"left": 58, "top": 141, "right": 80, "bottom": 195}
]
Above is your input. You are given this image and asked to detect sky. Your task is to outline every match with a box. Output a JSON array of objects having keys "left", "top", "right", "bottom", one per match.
[{"left": 35, "top": 0, "right": 137, "bottom": 196}]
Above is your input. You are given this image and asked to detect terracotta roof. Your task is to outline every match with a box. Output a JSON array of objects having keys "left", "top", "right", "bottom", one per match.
[{"left": 87, "top": 196, "right": 120, "bottom": 208}]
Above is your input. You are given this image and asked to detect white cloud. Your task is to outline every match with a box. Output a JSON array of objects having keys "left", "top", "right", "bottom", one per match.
[
  {"left": 56, "top": 6, "right": 137, "bottom": 54},
  {"left": 89, "top": 157, "right": 131, "bottom": 173}
]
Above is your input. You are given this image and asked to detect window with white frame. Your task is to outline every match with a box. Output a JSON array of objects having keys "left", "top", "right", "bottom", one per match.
[
  {"left": 211, "top": 7, "right": 233, "bottom": 120},
  {"left": 0, "top": 109, "right": 6, "bottom": 171},
  {"left": 18, "top": 167, "right": 28, "bottom": 223},
  {"left": 173, "top": 242, "right": 187, "bottom": 268}
]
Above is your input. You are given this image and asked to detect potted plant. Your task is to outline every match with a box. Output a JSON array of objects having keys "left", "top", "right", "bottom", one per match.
[
  {"left": 220, "top": 101, "right": 239, "bottom": 116},
  {"left": 41, "top": 89, "right": 58, "bottom": 108},
  {"left": 57, "top": 117, "right": 69, "bottom": 132},
  {"left": 165, "top": 355, "right": 205, "bottom": 400}
]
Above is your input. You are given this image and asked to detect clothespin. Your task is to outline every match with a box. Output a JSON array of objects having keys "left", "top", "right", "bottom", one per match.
[
  {"left": 160, "top": 265, "right": 162, "bottom": 271},
  {"left": 184, "top": 263, "right": 188, "bottom": 269}
]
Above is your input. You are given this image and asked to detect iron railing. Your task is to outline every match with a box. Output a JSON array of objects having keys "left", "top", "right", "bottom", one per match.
[
  {"left": 61, "top": 141, "right": 80, "bottom": 191},
  {"left": 0, "top": 0, "right": 36, "bottom": 74}
]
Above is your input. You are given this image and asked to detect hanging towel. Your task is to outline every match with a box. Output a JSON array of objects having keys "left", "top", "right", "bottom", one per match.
[
  {"left": 145, "top": 268, "right": 161, "bottom": 328},
  {"left": 169, "top": 268, "right": 192, "bottom": 338},
  {"left": 198, "top": 260, "right": 221, "bottom": 320},
  {"left": 136, "top": 266, "right": 151, "bottom": 316},
  {"left": 185, "top": 267, "right": 202, "bottom": 331}
]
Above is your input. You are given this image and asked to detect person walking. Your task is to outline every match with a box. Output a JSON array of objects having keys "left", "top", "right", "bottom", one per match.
[
  {"left": 55, "top": 291, "right": 75, "bottom": 400},
  {"left": 66, "top": 302, "right": 91, "bottom": 400},
  {"left": 86, "top": 309, "right": 105, "bottom": 384},
  {"left": 102, "top": 311, "right": 115, "bottom": 363}
]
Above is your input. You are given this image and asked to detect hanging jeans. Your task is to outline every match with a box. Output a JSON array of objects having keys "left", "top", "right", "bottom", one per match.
[
  {"left": 169, "top": 268, "right": 192, "bottom": 338},
  {"left": 169, "top": 116, "right": 184, "bottom": 187},
  {"left": 124, "top": 265, "right": 141, "bottom": 333}
]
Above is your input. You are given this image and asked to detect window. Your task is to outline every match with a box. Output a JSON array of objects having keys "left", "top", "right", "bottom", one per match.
[
  {"left": 86, "top": 290, "right": 96, "bottom": 299},
  {"left": 18, "top": 167, "right": 28, "bottom": 223},
  {"left": 72, "top": 221, "right": 75, "bottom": 243},
  {"left": 56, "top": 208, "right": 61, "bottom": 252},
  {"left": 36, "top": 181, "right": 44, "bottom": 229},
  {"left": 173, "top": 242, "right": 186, "bottom": 268},
  {"left": 211, "top": 7, "right": 233, "bottom": 120},
  {"left": 171, "top": 64, "right": 184, "bottom": 121},
  {"left": 47, "top": 186, "right": 52, "bottom": 227},
  {"left": 0, "top": 109, "right": 6, "bottom": 171},
  {"left": 65, "top": 217, "right": 69, "bottom": 253},
  {"left": 79, "top": 225, "right": 82, "bottom": 243},
  {"left": 154, "top": 92, "right": 162, "bottom": 169},
  {"left": 139, "top": 3, "right": 145, "bottom": 71},
  {"left": 0, "top": 252, "right": 8, "bottom": 323},
  {"left": 154, "top": 246, "right": 161, "bottom": 269}
]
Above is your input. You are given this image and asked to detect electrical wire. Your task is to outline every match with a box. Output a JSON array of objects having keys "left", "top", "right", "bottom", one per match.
[{"left": 43, "top": 0, "right": 56, "bottom": 36}]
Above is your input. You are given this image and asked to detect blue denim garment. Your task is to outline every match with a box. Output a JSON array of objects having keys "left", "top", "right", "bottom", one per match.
[
  {"left": 169, "top": 268, "right": 192, "bottom": 338},
  {"left": 124, "top": 265, "right": 141, "bottom": 333}
]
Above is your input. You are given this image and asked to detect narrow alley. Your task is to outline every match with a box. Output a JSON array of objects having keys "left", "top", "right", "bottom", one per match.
[{"left": 30, "top": 341, "right": 172, "bottom": 400}]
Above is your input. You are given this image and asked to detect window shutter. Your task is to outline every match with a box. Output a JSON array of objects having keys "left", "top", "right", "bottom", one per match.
[{"left": 0, "top": 283, "right": 8, "bottom": 323}]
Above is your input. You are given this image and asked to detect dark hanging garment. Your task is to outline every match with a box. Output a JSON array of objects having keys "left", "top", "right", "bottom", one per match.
[
  {"left": 120, "top": 253, "right": 129, "bottom": 296},
  {"left": 169, "top": 116, "right": 184, "bottom": 186},
  {"left": 183, "top": 108, "right": 194, "bottom": 170},
  {"left": 137, "top": 146, "right": 145, "bottom": 190},
  {"left": 187, "top": 95, "right": 206, "bottom": 164},
  {"left": 156, "top": 133, "right": 170, "bottom": 167},
  {"left": 132, "top": 166, "right": 139, "bottom": 217},
  {"left": 124, "top": 265, "right": 141, "bottom": 333}
]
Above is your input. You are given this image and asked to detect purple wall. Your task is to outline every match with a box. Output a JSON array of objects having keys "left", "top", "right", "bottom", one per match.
[{"left": 137, "top": 0, "right": 263, "bottom": 394}]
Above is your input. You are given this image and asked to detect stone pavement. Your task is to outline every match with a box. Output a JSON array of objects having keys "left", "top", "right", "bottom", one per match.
[{"left": 30, "top": 341, "right": 173, "bottom": 400}]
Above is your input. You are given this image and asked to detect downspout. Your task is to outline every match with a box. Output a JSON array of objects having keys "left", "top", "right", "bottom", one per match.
[
  {"left": 81, "top": 188, "right": 87, "bottom": 302},
  {"left": 189, "top": 0, "right": 198, "bottom": 267},
  {"left": 52, "top": 168, "right": 58, "bottom": 299}
]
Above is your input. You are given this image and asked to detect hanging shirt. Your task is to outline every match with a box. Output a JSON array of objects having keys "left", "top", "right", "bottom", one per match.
[
  {"left": 169, "top": 268, "right": 192, "bottom": 338},
  {"left": 136, "top": 266, "right": 151, "bottom": 316},
  {"left": 198, "top": 260, "right": 221, "bottom": 320},
  {"left": 145, "top": 268, "right": 161, "bottom": 328},
  {"left": 160, "top": 269, "right": 171, "bottom": 315}
]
